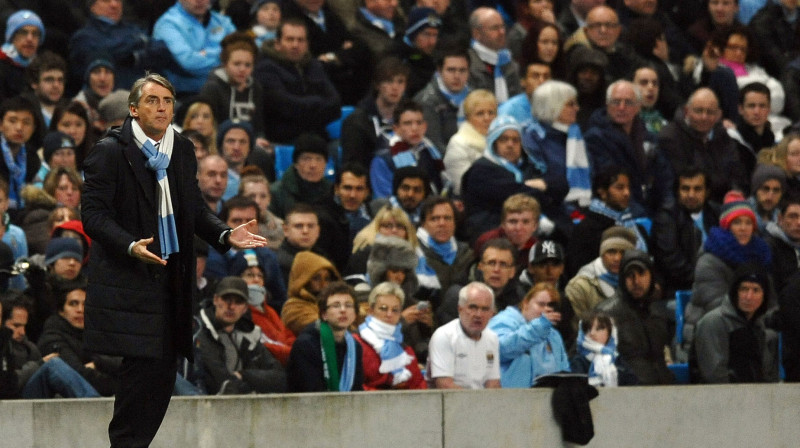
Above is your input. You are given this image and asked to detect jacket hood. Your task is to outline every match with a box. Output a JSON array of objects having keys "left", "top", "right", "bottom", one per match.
[
  {"left": 210, "top": 67, "right": 254, "bottom": 89},
  {"left": 21, "top": 185, "right": 57, "bottom": 209},
  {"left": 199, "top": 305, "right": 261, "bottom": 350},
  {"left": 367, "top": 235, "right": 419, "bottom": 297},
  {"left": 727, "top": 262, "right": 771, "bottom": 321},
  {"left": 287, "top": 251, "right": 340, "bottom": 298},
  {"left": 619, "top": 249, "right": 656, "bottom": 305}
]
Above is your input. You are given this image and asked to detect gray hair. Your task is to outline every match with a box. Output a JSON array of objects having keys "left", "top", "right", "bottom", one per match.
[
  {"left": 368, "top": 282, "right": 405, "bottom": 307},
  {"left": 531, "top": 80, "right": 578, "bottom": 124},
  {"left": 128, "top": 73, "right": 176, "bottom": 108},
  {"left": 458, "top": 281, "right": 495, "bottom": 309},
  {"left": 605, "top": 80, "right": 642, "bottom": 104}
]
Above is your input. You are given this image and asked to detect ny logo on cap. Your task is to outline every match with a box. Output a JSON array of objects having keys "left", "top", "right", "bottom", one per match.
[{"left": 541, "top": 240, "right": 557, "bottom": 256}]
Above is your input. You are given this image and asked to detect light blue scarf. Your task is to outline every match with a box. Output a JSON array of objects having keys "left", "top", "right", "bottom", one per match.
[
  {"left": 360, "top": 8, "right": 395, "bottom": 37},
  {"left": 0, "top": 136, "right": 26, "bottom": 208},
  {"left": 588, "top": 198, "right": 648, "bottom": 252},
  {"left": 435, "top": 73, "right": 469, "bottom": 125},
  {"left": 576, "top": 324, "right": 619, "bottom": 387},
  {"left": 359, "top": 316, "right": 414, "bottom": 385},
  {"left": 562, "top": 123, "right": 592, "bottom": 207},
  {"left": 471, "top": 40, "right": 511, "bottom": 102},
  {"left": 417, "top": 226, "right": 457, "bottom": 265},
  {"left": 1, "top": 43, "right": 33, "bottom": 67}
]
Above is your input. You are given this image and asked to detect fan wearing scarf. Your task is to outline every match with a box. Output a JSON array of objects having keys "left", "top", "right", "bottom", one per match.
[
  {"left": 81, "top": 73, "right": 267, "bottom": 447},
  {"left": 288, "top": 281, "right": 364, "bottom": 392},
  {"left": 467, "top": 7, "right": 522, "bottom": 104},
  {"left": 569, "top": 310, "right": 639, "bottom": 387},
  {"left": 0, "top": 96, "right": 40, "bottom": 212},
  {"left": 0, "top": 10, "right": 44, "bottom": 103},
  {"left": 354, "top": 282, "right": 427, "bottom": 390}
]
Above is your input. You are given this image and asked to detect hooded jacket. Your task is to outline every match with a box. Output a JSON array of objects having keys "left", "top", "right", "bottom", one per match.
[
  {"left": 199, "top": 67, "right": 265, "bottom": 139},
  {"left": 366, "top": 235, "right": 419, "bottom": 301},
  {"left": 280, "top": 251, "right": 340, "bottom": 335}
]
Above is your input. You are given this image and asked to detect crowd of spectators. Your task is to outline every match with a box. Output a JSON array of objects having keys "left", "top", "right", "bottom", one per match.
[{"left": 2, "top": 0, "right": 800, "bottom": 399}]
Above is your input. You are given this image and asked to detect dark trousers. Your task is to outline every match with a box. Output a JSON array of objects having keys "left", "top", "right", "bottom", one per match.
[{"left": 109, "top": 357, "right": 177, "bottom": 448}]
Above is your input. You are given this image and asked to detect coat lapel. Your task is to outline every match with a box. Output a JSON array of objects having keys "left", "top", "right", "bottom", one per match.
[{"left": 121, "top": 118, "right": 156, "bottom": 209}]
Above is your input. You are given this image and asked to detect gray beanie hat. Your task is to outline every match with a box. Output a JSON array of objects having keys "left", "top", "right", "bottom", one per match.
[{"left": 750, "top": 163, "right": 787, "bottom": 195}]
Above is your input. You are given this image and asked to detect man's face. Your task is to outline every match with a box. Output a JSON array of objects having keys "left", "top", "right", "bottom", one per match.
[
  {"left": 393, "top": 110, "right": 427, "bottom": 146},
  {"left": 396, "top": 177, "right": 426, "bottom": 210},
  {"left": 709, "top": 0, "right": 739, "bottom": 26},
  {"left": 439, "top": 56, "right": 469, "bottom": 93},
  {"left": 376, "top": 75, "right": 407, "bottom": 106},
  {"left": 413, "top": 27, "right": 439, "bottom": 55},
  {"left": 600, "top": 248, "right": 624, "bottom": 274},
  {"left": 89, "top": 67, "right": 114, "bottom": 98},
  {"left": 522, "top": 64, "right": 551, "bottom": 96},
  {"left": 365, "top": 0, "right": 397, "bottom": 19},
  {"left": 33, "top": 69, "right": 65, "bottom": 105},
  {"left": 493, "top": 129, "right": 522, "bottom": 163},
  {"left": 91, "top": 0, "right": 124, "bottom": 22},
  {"left": 11, "top": 25, "right": 40, "bottom": 59},
  {"left": 739, "top": 91, "right": 770, "bottom": 129},
  {"left": 0, "top": 110, "right": 35, "bottom": 146},
  {"left": 335, "top": 172, "right": 369, "bottom": 212},
  {"left": 624, "top": 267, "right": 651, "bottom": 300},
  {"left": 321, "top": 293, "right": 356, "bottom": 332},
  {"left": 295, "top": 152, "right": 327, "bottom": 183},
  {"left": 474, "top": 10, "right": 506, "bottom": 51},
  {"left": 633, "top": 67, "right": 659, "bottom": 108},
  {"left": 598, "top": 174, "right": 630, "bottom": 211},
  {"left": 4, "top": 307, "right": 27, "bottom": 343},
  {"left": 677, "top": 174, "right": 708, "bottom": 213},
  {"left": 213, "top": 294, "right": 248, "bottom": 328},
  {"left": 296, "top": 0, "right": 325, "bottom": 14},
  {"left": 685, "top": 90, "right": 721, "bottom": 135},
  {"left": 129, "top": 82, "right": 174, "bottom": 140},
  {"left": 623, "top": 0, "right": 657, "bottom": 16},
  {"left": 197, "top": 157, "right": 228, "bottom": 203},
  {"left": 222, "top": 128, "right": 250, "bottom": 168},
  {"left": 779, "top": 204, "right": 800, "bottom": 241},
  {"left": 283, "top": 212, "right": 320, "bottom": 249},
  {"left": 226, "top": 206, "right": 257, "bottom": 231},
  {"left": 422, "top": 202, "right": 455, "bottom": 243},
  {"left": 529, "top": 259, "right": 564, "bottom": 285},
  {"left": 179, "top": 0, "right": 211, "bottom": 18},
  {"left": 756, "top": 179, "right": 782, "bottom": 214},
  {"left": 576, "top": 66, "right": 601, "bottom": 94},
  {"left": 584, "top": 7, "right": 620, "bottom": 50},
  {"left": 478, "top": 247, "right": 516, "bottom": 290},
  {"left": 276, "top": 24, "right": 309, "bottom": 63},
  {"left": 502, "top": 211, "right": 538, "bottom": 247},
  {"left": 736, "top": 281, "right": 764, "bottom": 319},
  {"left": 458, "top": 288, "right": 494, "bottom": 338},
  {"left": 607, "top": 83, "right": 640, "bottom": 129}
]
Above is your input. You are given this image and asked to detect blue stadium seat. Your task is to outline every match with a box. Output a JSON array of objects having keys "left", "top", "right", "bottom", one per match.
[
  {"left": 273, "top": 145, "right": 294, "bottom": 180},
  {"left": 675, "top": 290, "right": 691, "bottom": 345},
  {"left": 326, "top": 105, "right": 355, "bottom": 140},
  {"left": 669, "top": 363, "right": 690, "bottom": 384}
]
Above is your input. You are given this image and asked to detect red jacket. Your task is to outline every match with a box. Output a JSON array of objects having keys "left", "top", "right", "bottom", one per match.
[
  {"left": 249, "top": 304, "right": 296, "bottom": 366},
  {"left": 354, "top": 333, "right": 427, "bottom": 390}
]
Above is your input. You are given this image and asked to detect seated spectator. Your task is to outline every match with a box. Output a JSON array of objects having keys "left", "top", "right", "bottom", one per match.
[
  {"left": 152, "top": 0, "right": 235, "bottom": 97},
  {"left": 217, "top": 119, "right": 263, "bottom": 200},
  {"left": 585, "top": 79, "right": 674, "bottom": 217},
  {"left": 346, "top": 205, "right": 419, "bottom": 279},
  {"left": 569, "top": 309, "right": 638, "bottom": 386},
  {"left": 749, "top": 0, "right": 800, "bottom": 78},
  {"left": 504, "top": 0, "right": 556, "bottom": 63},
  {"left": 565, "top": 226, "right": 637, "bottom": 332},
  {"left": 195, "top": 277, "right": 287, "bottom": 394},
  {"left": 18, "top": 186, "right": 58, "bottom": 256},
  {"left": 342, "top": 57, "right": 409, "bottom": 170},
  {"left": 691, "top": 263, "right": 779, "bottom": 383},
  {"left": 462, "top": 116, "right": 547, "bottom": 241},
  {"left": 749, "top": 164, "right": 786, "bottom": 233},
  {"left": 687, "top": 191, "right": 772, "bottom": 346},
  {"left": 37, "top": 280, "right": 120, "bottom": 396},
  {"left": 414, "top": 46, "right": 471, "bottom": 153},
  {"left": 369, "top": 166, "right": 430, "bottom": 227},
  {"left": 565, "top": 45, "right": 608, "bottom": 129},
  {"left": 764, "top": 194, "right": 800, "bottom": 294},
  {"left": 249, "top": 0, "right": 281, "bottom": 49},
  {"left": 270, "top": 134, "right": 350, "bottom": 271},
  {"left": 97, "top": 89, "right": 130, "bottom": 131},
  {"left": 184, "top": 129, "right": 211, "bottom": 162},
  {"left": 273, "top": 204, "right": 324, "bottom": 284},
  {"left": 200, "top": 33, "right": 268, "bottom": 149},
  {"left": 197, "top": 155, "right": 228, "bottom": 213},
  {"left": 182, "top": 99, "right": 218, "bottom": 155},
  {"left": 474, "top": 193, "right": 539, "bottom": 271},
  {"left": 334, "top": 163, "right": 372, "bottom": 241},
  {"left": 2, "top": 293, "right": 99, "bottom": 398},
  {"left": 34, "top": 131, "right": 76, "bottom": 189},
  {"left": 651, "top": 167, "right": 720, "bottom": 299},
  {"left": 69, "top": 0, "right": 173, "bottom": 92},
  {"left": 467, "top": 8, "right": 522, "bottom": 103},
  {"left": 238, "top": 167, "right": 284, "bottom": 249},
  {"left": 523, "top": 79, "right": 589, "bottom": 217},
  {"left": 763, "top": 133, "right": 800, "bottom": 196},
  {"left": 43, "top": 167, "right": 81, "bottom": 210},
  {"left": 488, "top": 282, "right": 568, "bottom": 388},
  {"left": 497, "top": 61, "right": 551, "bottom": 127},
  {"left": 49, "top": 101, "right": 95, "bottom": 170},
  {"left": 0, "top": 11, "right": 44, "bottom": 104},
  {"left": 443, "top": 89, "right": 496, "bottom": 196},
  {"left": 565, "top": 166, "right": 648, "bottom": 278},
  {"left": 427, "top": 282, "right": 500, "bottom": 389},
  {"left": 281, "top": 251, "right": 340, "bottom": 335},
  {"left": 778, "top": 270, "right": 800, "bottom": 382},
  {"left": 0, "top": 179, "right": 27, "bottom": 290},
  {"left": 73, "top": 59, "right": 119, "bottom": 133},
  {"left": 687, "top": 0, "right": 743, "bottom": 53},
  {"left": 255, "top": 18, "right": 341, "bottom": 143},
  {"left": 355, "top": 282, "right": 427, "bottom": 390},
  {"left": 597, "top": 249, "right": 673, "bottom": 385},
  {"left": 23, "top": 51, "right": 68, "bottom": 130},
  {"left": 630, "top": 65, "right": 668, "bottom": 136},
  {"left": 387, "top": 7, "right": 442, "bottom": 98},
  {"left": 349, "top": 0, "right": 406, "bottom": 58},
  {"left": 616, "top": 0, "right": 693, "bottom": 67},
  {"left": 729, "top": 83, "right": 778, "bottom": 181},
  {"left": 518, "top": 21, "right": 565, "bottom": 81},
  {"left": 370, "top": 100, "right": 444, "bottom": 198},
  {"left": 287, "top": 281, "right": 364, "bottom": 391},
  {"left": 0, "top": 96, "right": 42, "bottom": 212}
]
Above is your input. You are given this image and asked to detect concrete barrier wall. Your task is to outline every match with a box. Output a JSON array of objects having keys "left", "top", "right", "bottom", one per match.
[{"left": 1, "top": 384, "right": 799, "bottom": 448}]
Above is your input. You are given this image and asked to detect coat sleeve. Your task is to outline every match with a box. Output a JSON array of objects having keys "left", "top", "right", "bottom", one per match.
[
  {"left": 691, "top": 254, "right": 727, "bottom": 312},
  {"left": 241, "top": 342, "right": 287, "bottom": 393},
  {"left": 152, "top": 15, "right": 230, "bottom": 74},
  {"left": 693, "top": 312, "right": 730, "bottom": 383},
  {"left": 489, "top": 313, "right": 552, "bottom": 364}
]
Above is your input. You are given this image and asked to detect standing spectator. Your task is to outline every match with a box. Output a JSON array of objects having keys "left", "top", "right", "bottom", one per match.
[
  {"left": 468, "top": 7, "right": 522, "bottom": 103},
  {"left": 152, "top": 0, "right": 235, "bottom": 97},
  {"left": 0, "top": 11, "right": 44, "bottom": 104}
]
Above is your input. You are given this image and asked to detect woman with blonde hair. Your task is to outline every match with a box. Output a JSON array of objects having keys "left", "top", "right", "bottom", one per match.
[
  {"left": 759, "top": 132, "right": 800, "bottom": 196},
  {"left": 443, "top": 89, "right": 497, "bottom": 195},
  {"left": 182, "top": 100, "right": 218, "bottom": 155}
]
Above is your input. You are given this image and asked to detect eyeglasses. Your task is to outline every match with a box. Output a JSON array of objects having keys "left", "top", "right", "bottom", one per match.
[
  {"left": 609, "top": 98, "right": 637, "bottom": 107},
  {"left": 586, "top": 22, "right": 620, "bottom": 30},
  {"left": 379, "top": 222, "right": 404, "bottom": 230},
  {"left": 328, "top": 302, "right": 355, "bottom": 310},
  {"left": 376, "top": 305, "right": 402, "bottom": 314}
]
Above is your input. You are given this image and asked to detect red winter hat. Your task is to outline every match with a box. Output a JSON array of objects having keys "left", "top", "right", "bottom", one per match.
[{"left": 719, "top": 191, "right": 756, "bottom": 230}]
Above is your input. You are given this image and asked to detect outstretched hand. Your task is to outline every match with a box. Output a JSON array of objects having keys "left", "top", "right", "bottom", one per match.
[
  {"left": 228, "top": 219, "right": 268, "bottom": 250},
  {"left": 131, "top": 237, "right": 167, "bottom": 266}
]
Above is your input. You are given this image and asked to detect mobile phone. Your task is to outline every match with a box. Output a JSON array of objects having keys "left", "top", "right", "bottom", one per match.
[{"left": 416, "top": 301, "right": 430, "bottom": 311}]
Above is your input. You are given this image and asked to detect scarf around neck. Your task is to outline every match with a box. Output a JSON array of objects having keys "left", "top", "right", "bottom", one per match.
[
  {"left": 588, "top": 198, "right": 648, "bottom": 252},
  {"left": 471, "top": 40, "right": 511, "bottom": 102},
  {"left": 131, "top": 120, "right": 179, "bottom": 259},
  {"left": 1, "top": 136, "right": 26, "bottom": 208},
  {"left": 577, "top": 325, "right": 619, "bottom": 387},
  {"left": 435, "top": 73, "right": 469, "bottom": 123},
  {"left": 360, "top": 8, "right": 395, "bottom": 37},
  {"left": 0, "top": 43, "right": 32, "bottom": 67},
  {"left": 417, "top": 226, "right": 457, "bottom": 265},
  {"left": 704, "top": 226, "right": 772, "bottom": 267},
  {"left": 562, "top": 123, "right": 591, "bottom": 207},
  {"left": 319, "top": 321, "right": 357, "bottom": 391},
  {"left": 359, "top": 316, "right": 414, "bottom": 385}
]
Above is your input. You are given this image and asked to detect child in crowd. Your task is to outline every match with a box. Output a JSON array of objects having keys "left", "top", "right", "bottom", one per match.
[
  {"left": 569, "top": 310, "right": 638, "bottom": 387},
  {"left": 251, "top": 0, "right": 281, "bottom": 50}
]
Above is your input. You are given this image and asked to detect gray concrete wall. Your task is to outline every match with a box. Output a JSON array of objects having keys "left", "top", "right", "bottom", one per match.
[{"left": 1, "top": 384, "right": 799, "bottom": 448}]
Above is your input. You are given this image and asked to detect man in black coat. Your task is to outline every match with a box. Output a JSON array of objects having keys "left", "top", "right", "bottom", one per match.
[{"left": 82, "top": 73, "right": 266, "bottom": 447}]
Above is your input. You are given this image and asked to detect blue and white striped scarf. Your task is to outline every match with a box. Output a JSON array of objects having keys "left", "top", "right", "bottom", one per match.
[
  {"left": 560, "top": 123, "right": 592, "bottom": 207},
  {"left": 359, "top": 315, "right": 413, "bottom": 385},
  {"left": 588, "top": 198, "right": 648, "bottom": 252},
  {"left": 471, "top": 40, "right": 511, "bottom": 102},
  {"left": 0, "top": 136, "right": 26, "bottom": 209},
  {"left": 360, "top": 8, "right": 395, "bottom": 38},
  {"left": 132, "top": 120, "right": 179, "bottom": 260}
]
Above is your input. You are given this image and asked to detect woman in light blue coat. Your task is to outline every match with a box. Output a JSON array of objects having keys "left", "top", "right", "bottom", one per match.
[{"left": 488, "top": 282, "right": 569, "bottom": 388}]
